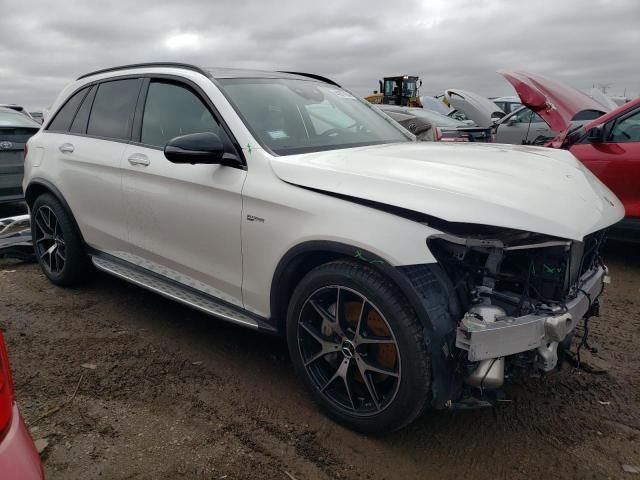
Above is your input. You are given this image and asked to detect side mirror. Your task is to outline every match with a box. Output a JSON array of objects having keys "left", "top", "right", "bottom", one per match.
[
  {"left": 164, "top": 132, "right": 241, "bottom": 166},
  {"left": 587, "top": 126, "right": 604, "bottom": 143}
]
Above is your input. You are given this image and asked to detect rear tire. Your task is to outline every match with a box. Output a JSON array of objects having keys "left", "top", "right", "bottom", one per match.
[
  {"left": 286, "top": 260, "right": 431, "bottom": 433},
  {"left": 31, "top": 193, "right": 92, "bottom": 286}
]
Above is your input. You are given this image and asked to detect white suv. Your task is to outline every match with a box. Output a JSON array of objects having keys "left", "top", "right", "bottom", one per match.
[{"left": 23, "top": 63, "right": 623, "bottom": 432}]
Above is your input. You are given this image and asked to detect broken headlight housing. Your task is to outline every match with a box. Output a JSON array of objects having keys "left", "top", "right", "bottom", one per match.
[{"left": 427, "top": 227, "right": 606, "bottom": 319}]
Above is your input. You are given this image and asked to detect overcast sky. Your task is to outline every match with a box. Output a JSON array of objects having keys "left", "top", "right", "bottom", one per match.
[{"left": 1, "top": 0, "right": 638, "bottom": 109}]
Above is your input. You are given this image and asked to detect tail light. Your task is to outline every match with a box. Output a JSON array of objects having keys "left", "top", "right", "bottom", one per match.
[{"left": 0, "top": 332, "right": 15, "bottom": 440}]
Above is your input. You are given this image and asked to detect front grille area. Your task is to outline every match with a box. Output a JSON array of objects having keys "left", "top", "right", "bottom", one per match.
[{"left": 428, "top": 229, "right": 608, "bottom": 316}]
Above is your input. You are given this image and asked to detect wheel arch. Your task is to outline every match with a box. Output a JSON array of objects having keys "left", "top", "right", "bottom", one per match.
[
  {"left": 24, "top": 179, "right": 83, "bottom": 238},
  {"left": 271, "top": 240, "right": 435, "bottom": 332},
  {"left": 270, "top": 240, "right": 464, "bottom": 408}
]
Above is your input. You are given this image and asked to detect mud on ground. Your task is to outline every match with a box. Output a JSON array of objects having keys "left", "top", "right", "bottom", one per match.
[{"left": 1, "top": 218, "right": 638, "bottom": 479}]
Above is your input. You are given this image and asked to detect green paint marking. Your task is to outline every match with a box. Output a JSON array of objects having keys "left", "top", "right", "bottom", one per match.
[
  {"left": 354, "top": 250, "right": 384, "bottom": 265},
  {"left": 246, "top": 143, "right": 252, "bottom": 154},
  {"left": 542, "top": 264, "right": 562, "bottom": 274}
]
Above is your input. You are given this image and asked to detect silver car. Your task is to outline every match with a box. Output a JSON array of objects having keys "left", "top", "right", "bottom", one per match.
[{"left": 494, "top": 106, "right": 555, "bottom": 145}]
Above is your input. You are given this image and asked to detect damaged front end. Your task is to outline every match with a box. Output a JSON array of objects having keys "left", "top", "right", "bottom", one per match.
[{"left": 428, "top": 227, "right": 608, "bottom": 396}]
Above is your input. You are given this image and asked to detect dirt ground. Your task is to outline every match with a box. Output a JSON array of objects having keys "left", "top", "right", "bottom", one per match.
[{"left": 1, "top": 207, "right": 639, "bottom": 479}]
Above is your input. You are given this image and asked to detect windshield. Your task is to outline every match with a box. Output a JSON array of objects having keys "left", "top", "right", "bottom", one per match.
[{"left": 219, "top": 78, "right": 410, "bottom": 155}]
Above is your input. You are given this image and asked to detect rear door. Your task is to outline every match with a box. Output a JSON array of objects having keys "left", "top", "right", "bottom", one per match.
[
  {"left": 121, "top": 77, "right": 246, "bottom": 307},
  {"left": 570, "top": 106, "right": 640, "bottom": 218},
  {"left": 40, "top": 77, "right": 142, "bottom": 252},
  {"left": 495, "top": 107, "right": 555, "bottom": 145}
]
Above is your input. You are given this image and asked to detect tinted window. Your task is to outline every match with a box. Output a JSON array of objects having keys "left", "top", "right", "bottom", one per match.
[
  {"left": 141, "top": 81, "right": 222, "bottom": 148},
  {"left": 610, "top": 110, "right": 640, "bottom": 142},
  {"left": 70, "top": 86, "right": 96, "bottom": 134},
  {"left": 87, "top": 79, "right": 140, "bottom": 140},
  {"left": 48, "top": 87, "right": 88, "bottom": 132},
  {"left": 572, "top": 109, "right": 605, "bottom": 121}
]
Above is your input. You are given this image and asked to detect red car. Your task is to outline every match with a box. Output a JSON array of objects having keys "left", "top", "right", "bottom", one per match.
[
  {"left": 500, "top": 71, "right": 639, "bottom": 238},
  {"left": 0, "top": 332, "right": 44, "bottom": 479}
]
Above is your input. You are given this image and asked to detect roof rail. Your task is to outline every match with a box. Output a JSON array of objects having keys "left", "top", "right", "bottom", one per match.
[
  {"left": 77, "top": 62, "right": 210, "bottom": 80},
  {"left": 278, "top": 71, "right": 340, "bottom": 87}
]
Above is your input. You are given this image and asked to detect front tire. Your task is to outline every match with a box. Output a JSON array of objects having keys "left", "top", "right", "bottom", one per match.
[
  {"left": 31, "top": 193, "right": 92, "bottom": 286},
  {"left": 286, "top": 260, "right": 431, "bottom": 433}
]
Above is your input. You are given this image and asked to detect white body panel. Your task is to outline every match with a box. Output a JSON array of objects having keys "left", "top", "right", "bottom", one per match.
[
  {"left": 121, "top": 143, "right": 246, "bottom": 308},
  {"left": 24, "top": 65, "right": 624, "bottom": 321},
  {"left": 268, "top": 142, "right": 623, "bottom": 241},
  {"left": 31, "top": 132, "right": 129, "bottom": 252}
]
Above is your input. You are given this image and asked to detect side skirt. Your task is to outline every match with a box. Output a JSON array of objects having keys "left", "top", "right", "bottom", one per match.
[{"left": 90, "top": 252, "right": 277, "bottom": 334}]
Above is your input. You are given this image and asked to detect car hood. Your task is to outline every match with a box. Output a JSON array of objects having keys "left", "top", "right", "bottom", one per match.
[
  {"left": 587, "top": 88, "right": 619, "bottom": 111},
  {"left": 444, "top": 89, "right": 505, "bottom": 127},
  {"left": 270, "top": 142, "right": 624, "bottom": 241},
  {"left": 498, "top": 70, "right": 609, "bottom": 132}
]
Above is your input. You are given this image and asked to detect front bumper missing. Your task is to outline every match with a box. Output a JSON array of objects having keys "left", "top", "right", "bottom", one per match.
[{"left": 456, "top": 266, "right": 607, "bottom": 362}]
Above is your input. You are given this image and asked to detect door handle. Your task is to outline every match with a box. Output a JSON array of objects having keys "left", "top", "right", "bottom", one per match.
[
  {"left": 59, "top": 143, "right": 74, "bottom": 153},
  {"left": 127, "top": 154, "right": 150, "bottom": 166}
]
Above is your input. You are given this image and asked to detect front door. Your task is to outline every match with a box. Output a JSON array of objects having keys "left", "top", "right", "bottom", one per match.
[{"left": 121, "top": 78, "right": 246, "bottom": 307}]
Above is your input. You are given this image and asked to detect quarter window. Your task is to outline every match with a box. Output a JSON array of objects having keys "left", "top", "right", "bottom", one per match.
[
  {"left": 140, "top": 81, "right": 223, "bottom": 148},
  {"left": 87, "top": 79, "right": 141, "bottom": 141},
  {"left": 48, "top": 87, "right": 89, "bottom": 132}
]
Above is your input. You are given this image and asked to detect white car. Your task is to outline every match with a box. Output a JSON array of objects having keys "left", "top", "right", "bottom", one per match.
[{"left": 23, "top": 63, "right": 624, "bottom": 433}]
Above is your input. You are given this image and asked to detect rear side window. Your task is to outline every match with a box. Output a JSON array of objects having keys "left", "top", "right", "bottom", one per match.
[
  {"left": 48, "top": 87, "right": 88, "bottom": 132},
  {"left": 70, "top": 86, "right": 96, "bottom": 134},
  {"left": 87, "top": 79, "right": 141, "bottom": 141},
  {"left": 140, "top": 81, "right": 224, "bottom": 148}
]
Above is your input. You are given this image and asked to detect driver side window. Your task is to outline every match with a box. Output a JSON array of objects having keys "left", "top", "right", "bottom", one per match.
[
  {"left": 512, "top": 108, "right": 544, "bottom": 124},
  {"left": 609, "top": 109, "right": 640, "bottom": 143},
  {"left": 141, "top": 81, "right": 224, "bottom": 148}
]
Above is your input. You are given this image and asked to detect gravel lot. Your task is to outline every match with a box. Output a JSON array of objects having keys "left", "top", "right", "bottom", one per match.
[{"left": 1, "top": 205, "right": 639, "bottom": 479}]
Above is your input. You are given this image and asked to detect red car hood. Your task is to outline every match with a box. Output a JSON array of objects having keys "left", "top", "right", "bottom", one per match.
[{"left": 498, "top": 70, "right": 609, "bottom": 132}]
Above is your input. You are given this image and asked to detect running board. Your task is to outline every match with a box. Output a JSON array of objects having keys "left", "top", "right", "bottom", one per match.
[{"left": 91, "top": 254, "right": 276, "bottom": 333}]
